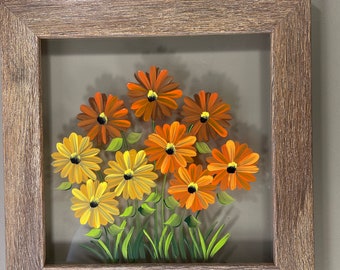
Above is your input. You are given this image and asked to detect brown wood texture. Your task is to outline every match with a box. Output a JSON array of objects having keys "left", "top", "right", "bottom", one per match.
[{"left": 0, "top": 0, "right": 313, "bottom": 269}]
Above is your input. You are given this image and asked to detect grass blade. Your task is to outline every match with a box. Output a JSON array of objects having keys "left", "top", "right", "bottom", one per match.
[
  {"left": 197, "top": 227, "right": 207, "bottom": 260},
  {"left": 158, "top": 226, "right": 168, "bottom": 258},
  {"left": 114, "top": 220, "right": 127, "bottom": 261},
  {"left": 178, "top": 226, "right": 187, "bottom": 261},
  {"left": 122, "top": 227, "right": 134, "bottom": 260},
  {"left": 204, "top": 221, "right": 218, "bottom": 241},
  {"left": 97, "top": 239, "right": 114, "bottom": 262},
  {"left": 188, "top": 228, "right": 201, "bottom": 260},
  {"left": 206, "top": 224, "right": 224, "bottom": 257},
  {"left": 164, "top": 230, "right": 174, "bottom": 260},
  {"left": 143, "top": 229, "right": 159, "bottom": 260},
  {"left": 80, "top": 243, "right": 106, "bottom": 262},
  {"left": 210, "top": 232, "right": 230, "bottom": 258}
]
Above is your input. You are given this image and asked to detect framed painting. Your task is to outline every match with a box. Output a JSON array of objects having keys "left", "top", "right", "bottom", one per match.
[{"left": 0, "top": 1, "right": 313, "bottom": 269}]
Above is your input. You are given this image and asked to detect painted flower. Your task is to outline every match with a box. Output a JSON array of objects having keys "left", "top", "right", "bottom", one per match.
[
  {"left": 127, "top": 66, "right": 183, "bottom": 121},
  {"left": 181, "top": 90, "right": 232, "bottom": 141},
  {"left": 77, "top": 92, "right": 131, "bottom": 145},
  {"left": 168, "top": 164, "right": 216, "bottom": 212},
  {"left": 144, "top": 121, "right": 197, "bottom": 174},
  {"left": 207, "top": 140, "right": 259, "bottom": 190},
  {"left": 104, "top": 150, "right": 158, "bottom": 200},
  {"left": 71, "top": 179, "right": 119, "bottom": 228},
  {"left": 51, "top": 132, "right": 102, "bottom": 184}
]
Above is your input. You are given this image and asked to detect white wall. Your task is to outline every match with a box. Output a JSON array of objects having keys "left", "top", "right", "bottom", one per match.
[
  {"left": 312, "top": 0, "right": 340, "bottom": 269},
  {"left": 0, "top": 1, "right": 339, "bottom": 269}
]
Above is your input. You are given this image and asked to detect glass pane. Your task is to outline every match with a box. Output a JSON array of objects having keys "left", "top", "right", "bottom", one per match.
[{"left": 42, "top": 35, "right": 272, "bottom": 264}]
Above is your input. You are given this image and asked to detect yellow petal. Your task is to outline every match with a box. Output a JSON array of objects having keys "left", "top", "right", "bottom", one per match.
[{"left": 80, "top": 208, "right": 91, "bottom": 225}]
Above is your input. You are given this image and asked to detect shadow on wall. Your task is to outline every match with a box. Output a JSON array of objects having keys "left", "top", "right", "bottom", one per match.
[{"left": 311, "top": 4, "right": 324, "bottom": 270}]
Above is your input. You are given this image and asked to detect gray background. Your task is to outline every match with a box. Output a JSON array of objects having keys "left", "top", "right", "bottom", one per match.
[
  {"left": 43, "top": 34, "right": 271, "bottom": 264},
  {"left": 0, "top": 0, "right": 338, "bottom": 269}
]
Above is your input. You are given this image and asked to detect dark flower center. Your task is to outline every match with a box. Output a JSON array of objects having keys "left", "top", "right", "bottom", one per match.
[
  {"left": 188, "top": 183, "right": 198, "bottom": 194},
  {"left": 97, "top": 112, "right": 108, "bottom": 125},
  {"left": 90, "top": 201, "right": 99, "bottom": 208},
  {"left": 165, "top": 143, "right": 175, "bottom": 155},
  {"left": 70, "top": 153, "right": 81, "bottom": 164},
  {"left": 147, "top": 90, "right": 158, "bottom": 102},
  {"left": 124, "top": 169, "right": 134, "bottom": 180},
  {"left": 200, "top": 111, "right": 210, "bottom": 123},
  {"left": 227, "top": 162, "right": 237, "bottom": 174}
]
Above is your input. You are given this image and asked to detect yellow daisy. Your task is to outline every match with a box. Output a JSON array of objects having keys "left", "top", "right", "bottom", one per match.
[
  {"left": 104, "top": 149, "right": 158, "bottom": 200},
  {"left": 71, "top": 179, "right": 120, "bottom": 228},
  {"left": 51, "top": 132, "right": 102, "bottom": 184}
]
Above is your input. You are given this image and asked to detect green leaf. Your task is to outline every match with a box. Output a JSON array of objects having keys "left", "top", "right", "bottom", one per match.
[
  {"left": 145, "top": 192, "right": 162, "bottom": 203},
  {"left": 210, "top": 232, "right": 230, "bottom": 258},
  {"left": 126, "top": 132, "right": 142, "bottom": 144},
  {"left": 164, "top": 230, "right": 174, "bottom": 259},
  {"left": 164, "top": 196, "right": 180, "bottom": 210},
  {"left": 108, "top": 223, "right": 124, "bottom": 236},
  {"left": 80, "top": 243, "right": 106, "bottom": 262},
  {"left": 97, "top": 239, "right": 114, "bottom": 262},
  {"left": 120, "top": 205, "right": 136, "bottom": 217},
  {"left": 158, "top": 226, "right": 168, "bottom": 257},
  {"left": 85, "top": 228, "right": 102, "bottom": 239},
  {"left": 106, "top": 137, "right": 123, "bottom": 152},
  {"left": 133, "top": 230, "right": 145, "bottom": 260},
  {"left": 195, "top": 142, "right": 212, "bottom": 154},
  {"left": 56, "top": 181, "right": 72, "bottom": 190},
  {"left": 178, "top": 226, "right": 187, "bottom": 260},
  {"left": 197, "top": 227, "right": 207, "bottom": 259},
  {"left": 114, "top": 220, "right": 127, "bottom": 260},
  {"left": 143, "top": 229, "right": 159, "bottom": 260},
  {"left": 217, "top": 191, "right": 235, "bottom": 205},
  {"left": 206, "top": 224, "right": 224, "bottom": 257},
  {"left": 188, "top": 228, "right": 201, "bottom": 259},
  {"left": 122, "top": 227, "right": 134, "bottom": 260},
  {"left": 138, "top": 203, "right": 156, "bottom": 216},
  {"left": 184, "top": 215, "right": 201, "bottom": 228},
  {"left": 164, "top": 213, "right": 182, "bottom": 227}
]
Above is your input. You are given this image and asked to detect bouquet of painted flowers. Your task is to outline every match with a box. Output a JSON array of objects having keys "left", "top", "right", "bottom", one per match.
[{"left": 51, "top": 66, "right": 260, "bottom": 263}]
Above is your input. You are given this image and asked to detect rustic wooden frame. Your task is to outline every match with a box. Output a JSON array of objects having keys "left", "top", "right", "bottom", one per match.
[{"left": 0, "top": 0, "right": 313, "bottom": 269}]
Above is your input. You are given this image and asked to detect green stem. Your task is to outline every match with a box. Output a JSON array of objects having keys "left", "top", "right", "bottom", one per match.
[
  {"left": 195, "top": 210, "right": 201, "bottom": 219},
  {"left": 154, "top": 191, "right": 159, "bottom": 245},
  {"left": 161, "top": 174, "right": 168, "bottom": 227},
  {"left": 135, "top": 200, "right": 140, "bottom": 230},
  {"left": 121, "top": 132, "right": 129, "bottom": 151}
]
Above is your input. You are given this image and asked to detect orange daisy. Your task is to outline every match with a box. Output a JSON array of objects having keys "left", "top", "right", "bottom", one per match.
[
  {"left": 168, "top": 164, "right": 216, "bottom": 212},
  {"left": 127, "top": 66, "right": 183, "bottom": 121},
  {"left": 181, "top": 90, "right": 232, "bottom": 141},
  {"left": 77, "top": 92, "right": 131, "bottom": 145},
  {"left": 206, "top": 140, "right": 259, "bottom": 190},
  {"left": 144, "top": 121, "right": 197, "bottom": 174}
]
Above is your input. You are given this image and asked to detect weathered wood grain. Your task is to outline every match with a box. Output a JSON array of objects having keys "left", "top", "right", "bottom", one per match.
[
  {"left": 2, "top": 0, "right": 297, "bottom": 38},
  {"left": 0, "top": 0, "right": 313, "bottom": 269},
  {"left": 0, "top": 4, "right": 44, "bottom": 270},
  {"left": 271, "top": 2, "right": 313, "bottom": 269}
]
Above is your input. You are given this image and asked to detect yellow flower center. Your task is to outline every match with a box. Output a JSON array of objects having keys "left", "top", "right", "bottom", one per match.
[
  {"left": 124, "top": 169, "right": 134, "bottom": 180},
  {"left": 227, "top": 161, "right": 237, "bottom": 174},
  {"left": 165, "top": 143, "right": 176, "bottom": 155},
  {"left": 97, "top": 112, "right": 108, "bottom": 125},
  {"left": 200, "top": 111, "right": 210, "bottom": 123},
  {"left": 147, "top": 90, "right": 158, "bottom": 102},
  {"left": 70, "top": 152, "right": 81, "bottom": 164},
  {"left": 188, "top": 182, "right": 198, "bottom": 193}
]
